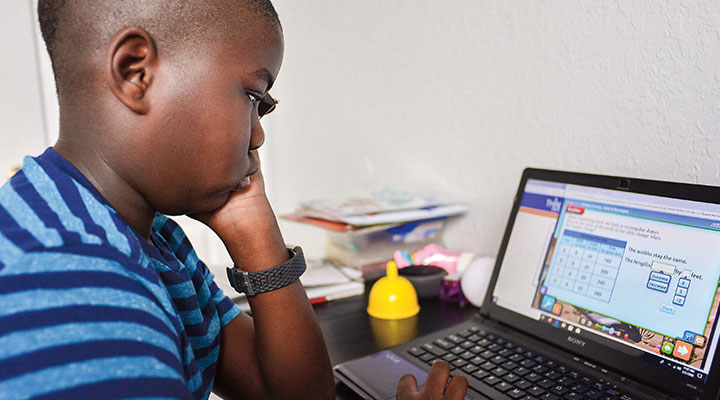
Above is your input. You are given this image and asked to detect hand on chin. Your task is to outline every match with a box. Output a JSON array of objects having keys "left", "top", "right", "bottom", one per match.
[{"left": 189, "top": 156, "right": 275, "bottom": 238}]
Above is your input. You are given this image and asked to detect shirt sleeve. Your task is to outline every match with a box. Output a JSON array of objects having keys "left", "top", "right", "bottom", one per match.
[
  {"left": 202, "top": 261, "right": 243, "bottom": 327},
  {"left": 0, "top": 251, "right": 194, "bottom": 399}
]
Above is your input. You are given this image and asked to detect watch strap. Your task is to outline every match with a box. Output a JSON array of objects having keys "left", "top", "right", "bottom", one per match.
[{"left": 226, "top": 246, "right": 306, "bottom": 296}]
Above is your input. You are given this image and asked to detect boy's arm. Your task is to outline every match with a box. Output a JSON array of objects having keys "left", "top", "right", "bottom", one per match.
[{"left": 197, "top": 170, "right": 334, "bottom": 399}]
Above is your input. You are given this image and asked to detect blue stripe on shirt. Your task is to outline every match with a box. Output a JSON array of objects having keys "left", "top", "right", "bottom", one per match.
[
  {"left": 0, "top": 356, "right": 185, "bottom": 399},
  {"left": 21, "top": 158, "right": 102, "bottom": 245},
  {"left": 0, "top": 148, "right": 242, "bottom": 399}
]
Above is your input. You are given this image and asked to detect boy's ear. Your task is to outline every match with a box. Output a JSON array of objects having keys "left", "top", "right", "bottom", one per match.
[{"left": 106, "top": 26, "right": 157, "bottom": 115}]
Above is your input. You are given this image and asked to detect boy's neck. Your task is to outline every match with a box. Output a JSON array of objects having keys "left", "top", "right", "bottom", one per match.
[{"left": 53, "top": 137, "right": 156, "bottom": 240}]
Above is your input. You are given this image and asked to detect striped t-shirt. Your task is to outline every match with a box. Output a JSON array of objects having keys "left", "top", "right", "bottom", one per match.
[{"left": 0, "top": 148, "right": 242, "bottom": 399}]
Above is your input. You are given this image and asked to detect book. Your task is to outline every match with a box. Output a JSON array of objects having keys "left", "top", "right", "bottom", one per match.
[{"left": 291, "top": 189, "right": 467, "bottom": 227}]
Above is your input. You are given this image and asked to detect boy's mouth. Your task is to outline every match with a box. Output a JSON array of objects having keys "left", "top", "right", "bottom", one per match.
[{"left": 235, "top": 175, "right": 251, "bottom": 191}]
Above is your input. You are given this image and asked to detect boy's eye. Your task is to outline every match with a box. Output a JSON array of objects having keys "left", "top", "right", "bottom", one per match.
[
  {"left": 247, "top": 93, "right": 261, "bottom": 106},
  {"left": 246, "top": 91, "right": 278, "bottom": 120}
]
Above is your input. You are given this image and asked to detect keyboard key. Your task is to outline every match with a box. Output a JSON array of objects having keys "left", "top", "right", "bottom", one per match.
[
  {"left": 525, "top": 372, "right": 542, "bottom": 382},
  {"left": 507, "top": 388, "right": 526, "bottom": 399},
  {"left": 569, "top": 383, "right": 588, "bottom": 393},
  {"left": 533, "top": 365, "right": 549, "bottom": 374},
  {"left": 459, "top": 351, "right": 475, "bottom": 360},
  {"left": 480, "top": 350, "right": 496, "bottom": 359},
  {"left": 499, "top": 349, "right": 515, "bottom": 357},
  {"left": 461, "top": 364, "right": 478, "bottom": 374},
  {"left": 452, "top": 359, "right": 468, "bottom": 368},
  {"left": 484, "top": 375, "right": 502, "bottom": 386},
  {"left": 495, "top": 381, "right": 513, "bottom": 392},
  {"left": 468, "top": 334, "right": 484, "bottom": 342},
  {"left": 434, "top": 339, "right": 453, "bottom": 349},
  {"left": 556, "top": 376, "right": 576, "bottom": 386},
  {"left": 502, "top": 361, "right": 519, "bottom": 370},
  {"left": 470, "top": 345, "right": 484, "bottom": 353},
  {"left": 527, "top": 385, "right": 546, "bottom": 396},
  {"left": 545, "top": 370, "right": 561, "bottom": 379},
  {"left": 425, "top": 358, "right": 437, "bottom": 365},
  {"left": 540, "top": 393, "right": 560, "bottom": 400},
  {"left": 584, "top": 389, "right": 602, "bottom": 399},
  {"left": 564, "top": 392, "right": 584, "bottom": 400},
  {"left": 469, "top": 356, "right": 485, "bottom": 366},
  {"left": 442, "top": 354, "right": 458, "bottom": 363},
  {"left": 451, "top": 346, "right": 465, "bottom": 355},
  {"left": 513, "top": 366, "right": 530, "bottom": 376},
  {"left": 457, "top": 329, "right": 474, "bottom": 338},
  {"left": 550, "top": 385, "right": 568, "bottom": 395},
  {"left": 514, "top": 379, "right": 532, "bottom": 390},
  {"left": 480, "top": 361, "right": 497, "bottom": 371},
  {"left": 504, "top": 373, "right": 520, "bottom": 383},
  {"left": 538, "top": 378, "right": 555, "bottom": 389},
  {"left": 491, "top": 367, "right": 508, "bottom": 377},
  {"left": 488, "top": 343, "right": 503, "bottom": 352},
  {"left": 460, "top": 341, "right": 475, "bottom": 349},
  {"left": 491, "top": 355, "right": 507, "bottom": 364},
  {"left": 421, "top": 343, "right": 447, "bottom": 357},
  {"left": 472, "top": 370, "right": 489, "bottom": 380},
  {"left": 408, "top": 347, "right": 425, "bottom": 356},
  {"left": 419, "top": 353, "right": 434, "bottom": 362},
  {"left": 509, "top": 353, "right": 525, "bottom": 362},
  {"left": 446, "top": 334, "right": 463, "bottom": 344},
  {"left": 521, "top": 359, "right": 538, "bottom": 368}
]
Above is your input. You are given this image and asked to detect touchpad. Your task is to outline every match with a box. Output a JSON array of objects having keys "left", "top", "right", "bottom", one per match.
[{"left": 334, "top": 350, "right": 428, "bottom": 400}]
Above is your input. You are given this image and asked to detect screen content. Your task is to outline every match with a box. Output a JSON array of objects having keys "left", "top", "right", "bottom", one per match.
[{"left": 492, "top": 179, "right": 720, "bottom": 383}]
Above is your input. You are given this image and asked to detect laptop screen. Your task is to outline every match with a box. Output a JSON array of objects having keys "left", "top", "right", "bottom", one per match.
[{"left": 491, "top": 177, "right": 720, "bottom": 385}]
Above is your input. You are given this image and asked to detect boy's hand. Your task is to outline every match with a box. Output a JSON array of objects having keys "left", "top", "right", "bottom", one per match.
[
  {"left": 397, "top": 361, "right": 468, "bottom": 400},
  {"left": 190, "top": 150, "right": 268, "bottom": 235},
  {"left": 190, "top": 151, "right": 288, "bottom": 271}
]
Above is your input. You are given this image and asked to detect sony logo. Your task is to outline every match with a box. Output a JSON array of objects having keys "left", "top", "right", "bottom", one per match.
[{"left": 567, "top": 336, "right": 586, "bottom": 347}]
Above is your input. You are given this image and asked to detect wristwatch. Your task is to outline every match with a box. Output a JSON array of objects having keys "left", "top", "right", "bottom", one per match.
[{"left": 226, "top": 246, "right": 306, "bottom": 296}]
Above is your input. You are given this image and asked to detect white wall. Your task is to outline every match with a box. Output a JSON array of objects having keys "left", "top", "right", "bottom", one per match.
[
  {"left": 0, "top": 0, "right": 49, "bottom": 174},
  {"left": 269, "top": 0, "right": 720, "bottom": 258},
  {"left": 2, "top": 0, "right": 720, "bottom": 264}
]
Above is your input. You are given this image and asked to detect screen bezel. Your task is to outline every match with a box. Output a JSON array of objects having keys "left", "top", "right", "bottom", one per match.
[{"left": 482, "top": 168, "right": 720, "bottom": 399}]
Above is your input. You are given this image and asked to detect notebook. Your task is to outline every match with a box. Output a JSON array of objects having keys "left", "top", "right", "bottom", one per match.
[{"left": 334, "top": 168, "right": 720, "bottom": 400}]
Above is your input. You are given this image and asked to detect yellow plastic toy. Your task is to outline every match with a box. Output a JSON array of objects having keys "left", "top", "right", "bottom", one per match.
[{"left": 367, "top": 260, "right": 420, "bottom": 320}]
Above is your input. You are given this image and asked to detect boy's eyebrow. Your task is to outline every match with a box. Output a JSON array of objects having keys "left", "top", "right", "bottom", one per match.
[{"left": 250, "top": 68, "right": 275, "bottom": 91}]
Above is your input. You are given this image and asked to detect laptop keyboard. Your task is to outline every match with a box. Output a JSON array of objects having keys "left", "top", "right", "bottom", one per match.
[{"left": 407, "top": 326, "right": 634, "bottom": 400}]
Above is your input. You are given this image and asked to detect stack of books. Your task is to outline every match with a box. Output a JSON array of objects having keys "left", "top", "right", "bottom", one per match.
[{"left": 281, "top": 189, "right": 467, "bottom": 279}]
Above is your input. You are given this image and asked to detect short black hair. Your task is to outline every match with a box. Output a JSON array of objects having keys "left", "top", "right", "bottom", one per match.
[{"left": 37, "top": 0, "right": 280, "bottom": 95}]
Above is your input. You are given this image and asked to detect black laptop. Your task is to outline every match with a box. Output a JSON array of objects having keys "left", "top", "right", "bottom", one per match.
[{"left": 334, "top": 168, "right": 720, "bottom": 400}]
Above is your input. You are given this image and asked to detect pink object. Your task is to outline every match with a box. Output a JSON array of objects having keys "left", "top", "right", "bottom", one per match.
[{"left": 412, "top": 243, "right": 461, "bottom": 275}]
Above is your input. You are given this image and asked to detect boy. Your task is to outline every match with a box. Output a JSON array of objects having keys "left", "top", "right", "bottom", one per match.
[{"left": 0, "top": 0, "right": 467, "bottom": 398}]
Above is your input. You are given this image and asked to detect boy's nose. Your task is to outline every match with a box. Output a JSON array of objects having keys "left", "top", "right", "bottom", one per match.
[{"left": 249, "top": 119, "right": 266, "bottom": 150}]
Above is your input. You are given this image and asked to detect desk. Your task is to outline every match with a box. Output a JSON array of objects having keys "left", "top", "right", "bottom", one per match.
[{"left": 312, "top": 288, "right": 478, "bottom": 399}]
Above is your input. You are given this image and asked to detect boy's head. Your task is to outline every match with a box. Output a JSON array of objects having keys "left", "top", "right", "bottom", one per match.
[{"left": 37, "top": 0, "right": 284, "bottom": 216}]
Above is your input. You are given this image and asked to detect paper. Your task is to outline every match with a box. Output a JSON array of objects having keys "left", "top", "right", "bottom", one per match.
[{"left": 299, "top": 188, "right": 452, "bottom": 218}]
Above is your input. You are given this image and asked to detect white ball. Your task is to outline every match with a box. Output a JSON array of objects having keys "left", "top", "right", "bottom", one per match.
[{"left": 460, "top": 256, "right": 496, "bottom": 307}]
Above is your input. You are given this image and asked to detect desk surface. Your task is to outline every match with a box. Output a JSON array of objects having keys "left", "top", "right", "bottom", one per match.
[{"left": 312, "top": 289, "right": 478, "bottom": 399}]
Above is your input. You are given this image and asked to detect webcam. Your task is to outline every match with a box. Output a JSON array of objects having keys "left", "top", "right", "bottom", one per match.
[{"left": 618, "top": 178, "right": 630, "bottom": 190}]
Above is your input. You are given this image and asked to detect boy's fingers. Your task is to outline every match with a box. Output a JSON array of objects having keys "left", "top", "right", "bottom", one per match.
[
  {"left": 422, "top": 360, "right": 452, "bottom": 397},
  {"left": 396, "top": 373, "right": 419, "bottom": 398},
  {"left": 444, "top": 374, "right": 469, "bottom": 399}
]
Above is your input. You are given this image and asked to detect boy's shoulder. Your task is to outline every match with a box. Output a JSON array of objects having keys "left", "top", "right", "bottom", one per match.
[{"left": 0, "top": 150, "right": 142, "bottom": 265}]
